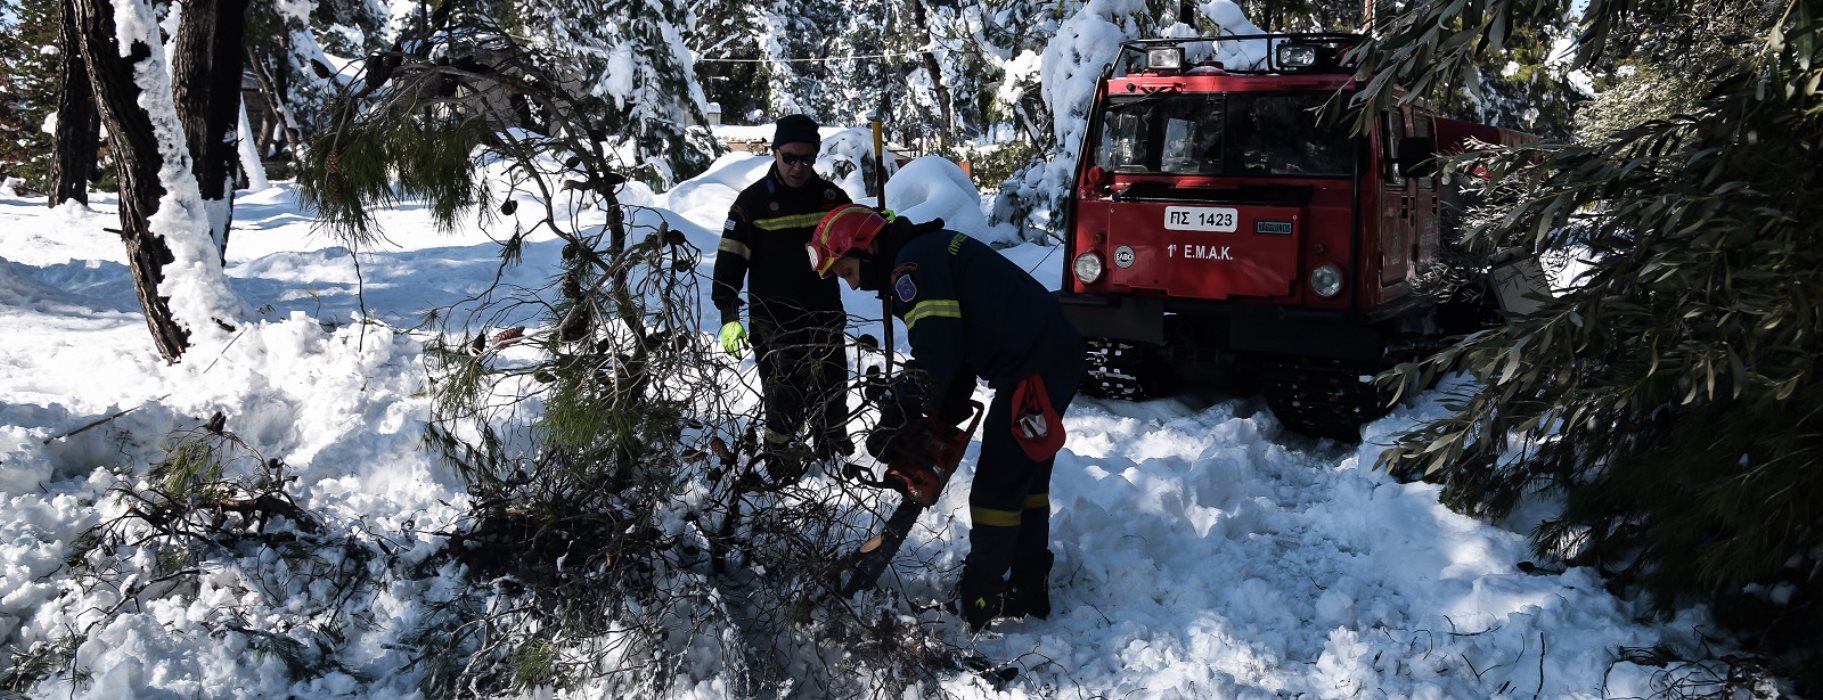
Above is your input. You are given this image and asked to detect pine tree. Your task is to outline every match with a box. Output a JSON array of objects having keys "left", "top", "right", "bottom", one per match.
[
  {"left": 1363, "top": 0, "right": 1823, "bottom": 687},
  {"left": 516, "top": 0, "right": 719, "bottom": 185},
  {"left": 1246, "top": 0, "right": 1363, "bottom": 32},
  {"left": 1425, "top": 23, "right": 1586, "bottom": 138},
  {"left": 826, "top": 0, "right": 896, "bottom": 129},
  {"left": 0, "top": 0, "right": 63, "bottom": 192},
  {"left": 71, "top": 0, "right": 249, "bottom": 360},
  {"left": 310, "top": 0, "right": 388, "bottom": 57},
  {"left": 1573, "top": 2, "right": 1771, "bottom": 144},
  {"left": 690, "top": 0, "right": 768, "bottom": 123},
  {"left": 766, "top": 0, "right": 845, "bottom": 120},
  {"left": 49, "top": 0, "right": 101, "bottom": 206}
]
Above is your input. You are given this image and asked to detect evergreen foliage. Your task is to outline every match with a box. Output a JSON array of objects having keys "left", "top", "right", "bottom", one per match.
[
  {"left": 0, "top": 0, "right": 61, "bottom": 191},
  {"left": 242, "top": 0, "right": 347, "bottom": 170},
  {"left": 1363, "top": 0, "right": 1823, "bottom": 686},
  {"left": 1573, "top": 2, "right": 1775, "bottom": 144},
  {"left": 308, "top": 0, "right": 389, "bottom": 57},
  {"left": 759, "top": 0, "right": 845, "bottom": 120},
  {"left": 297, "top": 14, "right": 979, "bottom": 694},
  {"left": 1425, "top": 22, "right": 1586, "bottom": 139},
  {"left": 12, "top": 420, "right": 354, "bottom": 692},
  {"left": 515, "top": 0, "right": 719, "bottom": 186},
  {"left": 689, "top": 0, "right": 769, "bottom": 121},
  {"left": 1248, "top": 0, "right": 1365, "bottom": 32}
]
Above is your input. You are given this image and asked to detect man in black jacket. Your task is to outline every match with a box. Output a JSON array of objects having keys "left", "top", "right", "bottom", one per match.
[
  {"left": 809, "top": 205, "right": 1084, "bottom": 632},
  {"left": 712, "top": 114, "right": 854, "bottom": 477}
]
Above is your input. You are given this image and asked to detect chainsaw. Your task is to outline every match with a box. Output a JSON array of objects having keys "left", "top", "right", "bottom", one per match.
[{"left": 830, "top": 399, "right": 984, "bottom": 597}]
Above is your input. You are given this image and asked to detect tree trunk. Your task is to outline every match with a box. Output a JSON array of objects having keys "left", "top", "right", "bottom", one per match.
[
  {"left": 911, "top": 0, "right": 954, "bottom": 150},
  {"left": 246, "top": 45, "right": 302, "bottom": 162},
  {"left": 172, "top": 0, "right": 246, "bottom": 263},
  {"left": 50, "top": 0, "right": 99, "bottom": 207},
  {"left": 71, "top": 0, "right": 189, "bottom": 361}
]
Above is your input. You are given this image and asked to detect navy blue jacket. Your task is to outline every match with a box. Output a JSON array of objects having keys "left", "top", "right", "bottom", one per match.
[{"left": 888, "top": 229, "right": 1081, "bottom": 401}]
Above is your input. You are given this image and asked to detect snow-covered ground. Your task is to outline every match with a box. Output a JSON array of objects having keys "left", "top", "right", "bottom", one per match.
[{"left": 0, "top": 158, "right": 1725, "bottom": 698}]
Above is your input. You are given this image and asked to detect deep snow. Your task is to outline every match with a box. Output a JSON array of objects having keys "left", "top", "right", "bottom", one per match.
[{"left": 0, "top": 150, "right": 1745, "bottom": 698}]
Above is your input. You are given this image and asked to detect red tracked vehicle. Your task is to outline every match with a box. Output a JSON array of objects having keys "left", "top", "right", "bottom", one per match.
[{"left": 1059, "top": 34, "right": 1542, "bottom": 438}]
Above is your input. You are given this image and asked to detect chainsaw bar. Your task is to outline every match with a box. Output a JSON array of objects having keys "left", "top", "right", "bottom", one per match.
[{"left": 833, "top": 494, "right": 924, "bottom": 597}]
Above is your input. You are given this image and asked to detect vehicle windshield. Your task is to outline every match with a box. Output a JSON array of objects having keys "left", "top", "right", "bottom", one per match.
[{"left": 1093, "top": 91, "right": 1354, "bottom": 177}]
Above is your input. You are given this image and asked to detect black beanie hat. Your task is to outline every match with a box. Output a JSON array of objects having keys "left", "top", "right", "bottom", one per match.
[{"left": 773, "top": 114, "right": 821, "bottom": 149}]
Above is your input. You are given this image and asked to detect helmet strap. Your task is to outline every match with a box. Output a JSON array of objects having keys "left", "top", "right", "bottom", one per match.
[{"left": 855, "top": 251, "right": 892, "bottom": 292}]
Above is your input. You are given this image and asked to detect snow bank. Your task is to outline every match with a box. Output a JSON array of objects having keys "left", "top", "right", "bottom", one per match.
[{"left": 884, "top": 156, "right": 997, "bottom": 244}]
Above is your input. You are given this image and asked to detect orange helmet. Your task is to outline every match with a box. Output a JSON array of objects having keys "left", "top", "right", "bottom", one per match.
[{"left": 807, "top": 204, "right": 888, "bottom": 278}]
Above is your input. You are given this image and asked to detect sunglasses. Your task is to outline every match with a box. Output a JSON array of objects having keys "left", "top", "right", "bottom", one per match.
[{"left": 777, "top": 151, "right": 818, "bottom": 166}]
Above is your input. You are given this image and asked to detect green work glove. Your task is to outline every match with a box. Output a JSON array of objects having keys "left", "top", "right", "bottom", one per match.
[{"left": 719, "top": 321, "right": 748, "bottom": 358}]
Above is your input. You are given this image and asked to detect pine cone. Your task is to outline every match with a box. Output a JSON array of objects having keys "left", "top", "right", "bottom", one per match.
[{"left": 562, "top": 269, "right": 582, "bottom": 299}]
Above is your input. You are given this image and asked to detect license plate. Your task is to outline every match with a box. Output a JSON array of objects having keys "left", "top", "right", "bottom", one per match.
[{"left": 1163, "top": 206, "right": 1238, "bottom": 232}]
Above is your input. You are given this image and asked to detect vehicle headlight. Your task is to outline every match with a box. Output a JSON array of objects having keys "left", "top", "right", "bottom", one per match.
[
  {"left": 1310, "top": 263, "right": 1344, "bottom": 297},
  {"left": 1074, "top": 252, "right": 1105, "bottom": 284},
  {"left": 1276, "top": 43, "right": 1319, "bottom": 68},
  {"left": 1146, "top": 47, "right": 1184, "bottom": 72}
]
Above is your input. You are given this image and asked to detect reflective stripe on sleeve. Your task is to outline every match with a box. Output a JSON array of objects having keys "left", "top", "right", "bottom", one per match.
[
  {"left": 903, "top": 299, "right": 961, "bottom": 331},
  {"left": 718, "top": 238, "right": 752, "bottom": 259}
]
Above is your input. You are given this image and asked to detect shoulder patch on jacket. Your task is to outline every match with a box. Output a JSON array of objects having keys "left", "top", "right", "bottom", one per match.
[
  {"left": 894, "top": 273, "right": 918, "bottom": 303},
  {"left": 824, "top": 187, "right": 841, "bottom": 200},
  {"left": 722, "top": 218, "right": 736, "bottom": 232},
  {"left": 947, "top": 233, "right": 967, "bottom": 255}
]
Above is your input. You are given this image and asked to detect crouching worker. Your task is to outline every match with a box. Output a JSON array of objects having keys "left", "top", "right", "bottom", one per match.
[{"left": 807, "top": 205, "right": 1084, "bottom": 632}]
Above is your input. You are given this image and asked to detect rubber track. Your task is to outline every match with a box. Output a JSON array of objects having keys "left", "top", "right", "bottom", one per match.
[
  {"left": 1082, "top": 338, "right": 1158, "bottom": 400},
  {"left": 1256, "top": 357, "right": 1394, "bottom": 440}
]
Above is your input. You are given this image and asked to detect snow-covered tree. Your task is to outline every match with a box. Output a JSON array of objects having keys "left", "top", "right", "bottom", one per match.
[
  {"left": 171, "top": 0, "right": 250, "bottom": 261},
  {"left": 242, "top": 0, "right": 343, "bottom": 168},
  {"left": 990, "top": 0, "right": 1157, "bottom": 241},
  {"left": 825, "top": 0, "right": 896, "bottom": 127},
  {"left": 70, "top": 0, "right": 248, "bottom": 360},
  {"left": 758, "top": 0, "right": 844, "bottom": 121},
  {"left": 517, "top": 0, "right": 719, "bottom": 185},
  {"left": 1573, "top": 1, "right": 1775, "bottom": 144},
  {"left": 49, "top": 0, "right": 101, "bottom": 206},
  {"left": 690, "top": 0, "right": 769, "bottom": 123},
  {"left": 1245, "top": 0, "right": 1362, "bottom": 32}
]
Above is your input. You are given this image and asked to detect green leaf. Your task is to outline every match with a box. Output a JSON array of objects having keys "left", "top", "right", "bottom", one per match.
[{"left": 1499, "top": 349, "right": 1522, "bottom": 385}]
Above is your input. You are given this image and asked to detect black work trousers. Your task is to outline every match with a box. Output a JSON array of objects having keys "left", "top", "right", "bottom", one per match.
[
  {"left": 750, "top": 311, "right": 849, "bottom": 453},
  {"left": 963, "top": 346, "right": 1084, "bottom": 582}
]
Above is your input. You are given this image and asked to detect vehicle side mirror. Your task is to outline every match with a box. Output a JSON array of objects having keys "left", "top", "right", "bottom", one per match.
[{"left": 1398, "top": 136, "right": 1437, "bottom": 178}]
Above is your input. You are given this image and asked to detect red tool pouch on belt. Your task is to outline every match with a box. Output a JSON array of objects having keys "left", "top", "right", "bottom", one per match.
[{"left": 1011, "top": 374, "right": 1065, "bottom": 461}]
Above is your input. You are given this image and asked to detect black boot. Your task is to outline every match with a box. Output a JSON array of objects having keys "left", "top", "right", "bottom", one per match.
[
  {"left": 1003, "top": 549, "right": 1054, "bottom": 619},
  {"left": 754, "top": 434, "right": 810, "bottom": 487},
  {"left": 955, "top": 569, "right": 1005, "bottom": 633}
]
